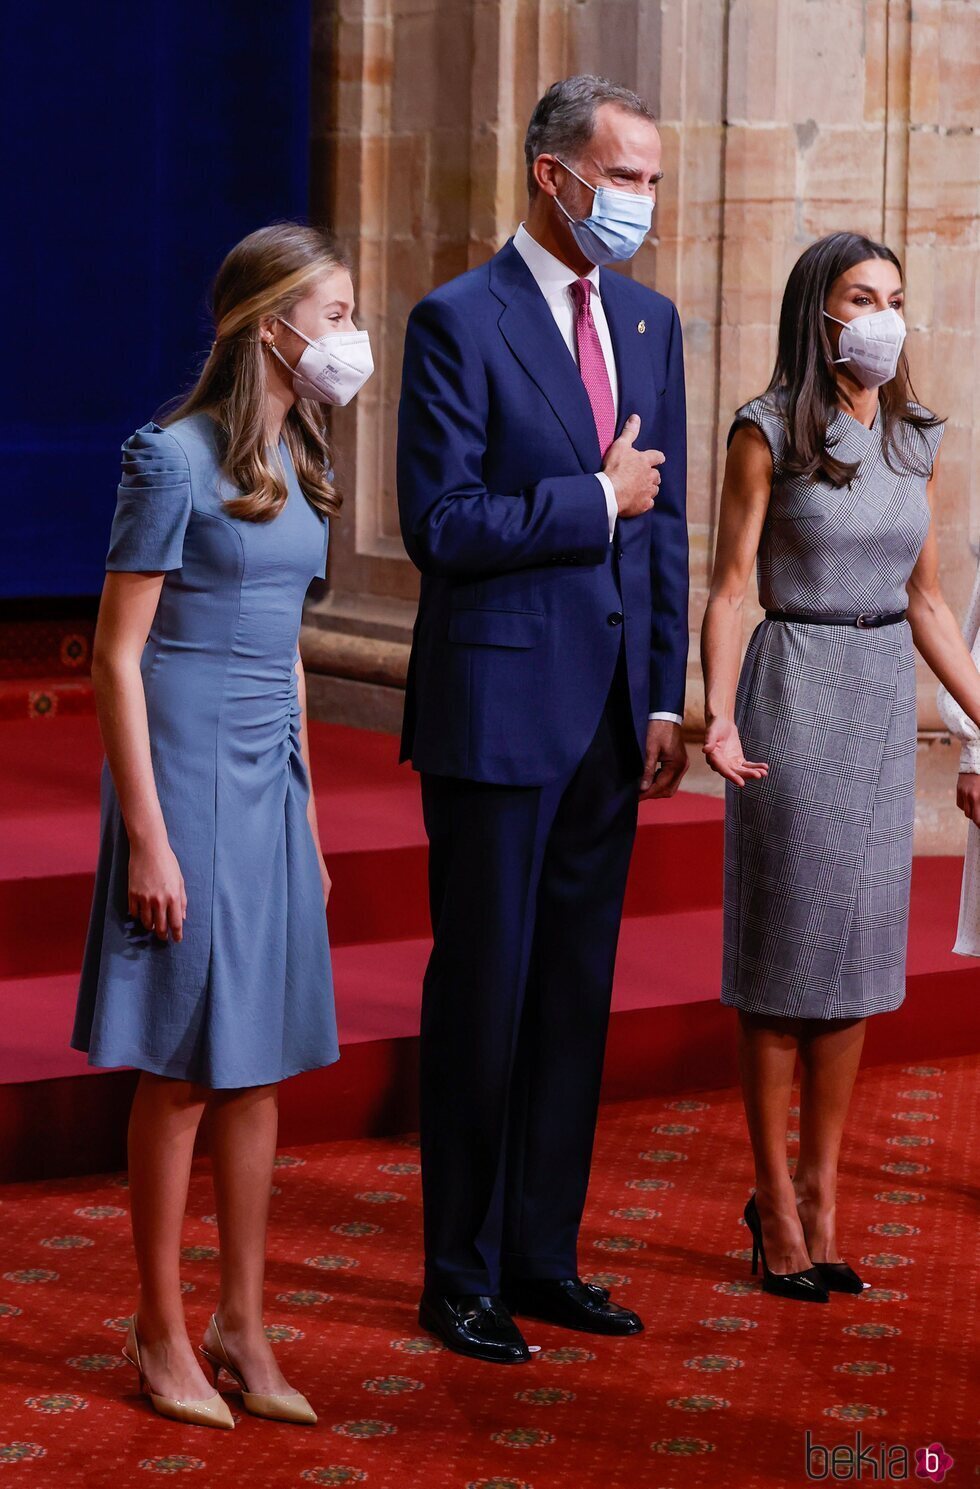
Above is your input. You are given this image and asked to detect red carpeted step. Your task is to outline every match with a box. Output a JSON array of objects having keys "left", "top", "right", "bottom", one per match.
[
  {"left": 1, "top": 872, "right": 970, "bottom": 1085},
  {"left": 4, "top": 878, "right": 979, "bottom": 1180},
  {"left": 0, "top": 911, "right": 720, "bottom": 1087},
  {"left": 4, "top": 712, "right": 979, "bottom": 1184},
  {"left": 0, "top": 715, "right": 724, "bottom": 976}
]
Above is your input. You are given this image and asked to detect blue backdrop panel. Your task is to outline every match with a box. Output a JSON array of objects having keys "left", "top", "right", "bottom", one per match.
[{"left": 1, "top": 1, "right": 311, "bottom": 598}]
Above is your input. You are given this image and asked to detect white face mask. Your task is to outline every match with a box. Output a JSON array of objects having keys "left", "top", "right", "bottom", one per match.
[
  {"left": 270, "top": 318, "right": 374, "bottom": 405},
  {"left": 824, "top": 306, "right": 906, "bottom": 389}
]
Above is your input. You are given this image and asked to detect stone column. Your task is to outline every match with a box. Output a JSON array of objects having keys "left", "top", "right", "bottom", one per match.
[
  {"left": 693, "top": 0, "right": 980, "bottom": 846},
  {"left": 302, "top": 0, "right": 673, "bottom": 728},
  {"left": 304, "top": 0, "right": 980, "bottom": 847}
]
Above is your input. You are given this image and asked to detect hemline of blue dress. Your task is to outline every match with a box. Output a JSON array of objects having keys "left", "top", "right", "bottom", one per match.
[{"left": 71, "top": 411, "right": 340, "bottom": 1088}]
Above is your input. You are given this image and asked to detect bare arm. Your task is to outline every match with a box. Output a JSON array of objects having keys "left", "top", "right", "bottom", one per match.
[
  {"left": 91, "top": 572, "right": 186, "bottom": 940},
  {"left": 295, "top": 651, "right": 331, "bottom": 907},
  {"left": 699, "top": 423, "right": 772, "bottom": 787},
  {"left": 907, "top": 458, "right": 980, "bottom": 729}
]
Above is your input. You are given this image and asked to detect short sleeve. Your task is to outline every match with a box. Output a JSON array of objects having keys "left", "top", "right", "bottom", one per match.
[
  {"left": 105, "top": 423, "right": 192, "bottom": 572},
  {"left": 727, "top": 394, "right": 787, "bottom": 480}
]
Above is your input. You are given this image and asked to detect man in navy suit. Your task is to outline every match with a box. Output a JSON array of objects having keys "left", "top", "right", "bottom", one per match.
[{"left": 397, "top": 75, "right": 689, "bottom": 1362}]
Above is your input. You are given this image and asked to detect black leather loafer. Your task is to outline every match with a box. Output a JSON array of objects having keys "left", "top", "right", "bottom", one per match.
[
  {"left": 418, "top": 1291, "right": 532, "bottom": 1363},
  {"left": 503, "top": 1276, "right": 644, "bottom": 1335}
]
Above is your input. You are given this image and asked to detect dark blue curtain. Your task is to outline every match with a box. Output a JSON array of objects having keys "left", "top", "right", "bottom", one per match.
[{"left": 1, "top": 1, "right": 311, "bottom": 598}]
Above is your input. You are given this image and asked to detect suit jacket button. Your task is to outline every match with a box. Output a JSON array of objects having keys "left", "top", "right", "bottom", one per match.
[
  {"left": 607, "top": 611, "right": 623, "bottom": 626},
  {"left": 615, "top": 547, "right": 625, "bottom": 560}
]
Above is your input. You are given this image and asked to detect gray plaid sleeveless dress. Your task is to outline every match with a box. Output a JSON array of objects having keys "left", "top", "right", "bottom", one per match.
[{"left": 722, "top": 393, "right": 944, "bottom": 1019}]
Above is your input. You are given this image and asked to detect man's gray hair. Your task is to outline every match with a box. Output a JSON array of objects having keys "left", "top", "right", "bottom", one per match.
[{"left": 524, "top": 75, "right": 657, "bottom": 195}]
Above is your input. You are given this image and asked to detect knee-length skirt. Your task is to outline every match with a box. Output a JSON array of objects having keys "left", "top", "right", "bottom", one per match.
[{"left": 721, "top": 618, "right": 917, "bottom": 1019}]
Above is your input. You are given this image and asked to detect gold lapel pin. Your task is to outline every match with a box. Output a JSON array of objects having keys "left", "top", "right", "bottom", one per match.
[{"left": 637, "top": 319, "right": 646, "bottom": 334}]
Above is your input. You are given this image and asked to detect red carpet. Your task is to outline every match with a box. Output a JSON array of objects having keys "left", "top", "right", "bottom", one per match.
[
  {"left": 0, "top": 1054, "right": 976, "bottom": 1487},
  {"left": 3, "top": 715, "right": 980, "bottom": 1181}
]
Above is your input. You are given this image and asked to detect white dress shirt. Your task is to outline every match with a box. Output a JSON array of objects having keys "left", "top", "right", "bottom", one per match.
[{"left": 512, "top": 223, "right": 682, "bottom": 727}]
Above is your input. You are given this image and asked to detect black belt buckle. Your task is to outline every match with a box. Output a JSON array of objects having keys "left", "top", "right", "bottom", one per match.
[{"left": 855, "top": 613, "right": 870, "bottom": 628}]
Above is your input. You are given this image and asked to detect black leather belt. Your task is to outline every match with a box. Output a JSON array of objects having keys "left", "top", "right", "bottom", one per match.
[{"left": 765, "top": 609, "right": 907, "bottom": 629}]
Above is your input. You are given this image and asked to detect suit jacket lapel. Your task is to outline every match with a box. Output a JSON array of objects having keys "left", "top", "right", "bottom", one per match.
[
  {"left": 600, "top": 269, "right": 648, "bottom": 439},
  {"left": 490, "top": 240, "right": 601, "bottom": 472}
]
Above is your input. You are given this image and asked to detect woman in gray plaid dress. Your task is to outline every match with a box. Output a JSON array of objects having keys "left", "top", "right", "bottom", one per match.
[{"left": 701, "top": 233, "right": 980, "bottom": 1303}]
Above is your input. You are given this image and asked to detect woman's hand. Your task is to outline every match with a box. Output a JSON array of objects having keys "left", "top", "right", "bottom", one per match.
[
  {"left": 317, "top": 849, "right": 332, "bottom": 909},
  {"left": 128, "top": 835, "right": 187, "bottom": 942},
  {"left": 703, "top": 718, "right": 769, "bottom": 788},
  {"left": 956, "top": 772, "right": 980, "bottom": 828}
]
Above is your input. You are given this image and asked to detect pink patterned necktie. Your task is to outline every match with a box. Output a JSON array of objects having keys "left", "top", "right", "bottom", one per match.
[{"left": 569, "top": 276, "right": 616, "bottom": 456}]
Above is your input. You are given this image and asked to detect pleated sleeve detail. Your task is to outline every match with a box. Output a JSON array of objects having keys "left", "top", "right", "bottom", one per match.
[{"left": 105, "top": 423, "right": 192, "bottom": 572}]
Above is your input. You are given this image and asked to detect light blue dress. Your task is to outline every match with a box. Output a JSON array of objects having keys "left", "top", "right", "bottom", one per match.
[{"left": 72, "top": 412, "right": 339, "bottom": 1087}]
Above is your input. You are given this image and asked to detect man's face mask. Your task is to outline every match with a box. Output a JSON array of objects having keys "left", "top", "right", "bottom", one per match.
[{"left": 553, "top": 158, "right": 654, "bottom": 266}]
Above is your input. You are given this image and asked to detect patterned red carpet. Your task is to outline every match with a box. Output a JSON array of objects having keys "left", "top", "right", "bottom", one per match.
[{"left": 0, "top": 1055, "right": 976, "bottom": 1488}]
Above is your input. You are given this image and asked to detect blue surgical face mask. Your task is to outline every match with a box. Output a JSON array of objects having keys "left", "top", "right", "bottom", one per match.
[{"left": 553, "top": 158, "right": 654, "bottom": 265}]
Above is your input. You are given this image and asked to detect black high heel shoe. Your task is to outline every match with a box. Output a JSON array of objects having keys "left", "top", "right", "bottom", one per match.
[
  {"left": 811, "top": 1261, "right": 867, "bottom": 1294},
  {"left": 743, "top": 1194, "right": 829, "bottom": 1303},
  {"left": 793, "top": 1193, "right": 868, "bottom": 1293}
]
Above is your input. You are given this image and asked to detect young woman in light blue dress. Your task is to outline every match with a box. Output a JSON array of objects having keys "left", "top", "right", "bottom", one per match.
[{"left": 72, "top": 223, "right": 373, "bottom": 1426}]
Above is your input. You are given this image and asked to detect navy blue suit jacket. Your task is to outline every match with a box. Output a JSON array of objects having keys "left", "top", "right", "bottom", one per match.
[{"left": 397, "top": 237, "right": 689, "bottom": 786}]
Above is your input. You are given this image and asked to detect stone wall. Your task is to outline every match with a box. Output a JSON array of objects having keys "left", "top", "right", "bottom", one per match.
[{"left": 304, "top": 0, "right": 980, "bottom": 848}]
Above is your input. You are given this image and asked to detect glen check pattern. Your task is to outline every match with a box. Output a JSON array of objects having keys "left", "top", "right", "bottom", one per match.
[{"left": 722, "top": 394, "right": 945, "bottom": 1018}]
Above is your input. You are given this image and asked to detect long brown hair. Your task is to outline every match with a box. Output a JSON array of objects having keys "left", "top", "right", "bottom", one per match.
[
  {"left": 765, "top": 231, "right": 943, "bottom": 487},
  {"left": 165, "top": 222, "right": 349, "bottom": 522}
]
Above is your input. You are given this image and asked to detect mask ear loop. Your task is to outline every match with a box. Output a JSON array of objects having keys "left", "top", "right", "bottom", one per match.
[
  {"left": 822, "top": 310, "right": 852, "bottom": 367},
  {"left": 552, "top": 157, "right": 598, "bottom": 225},
  {"left": 274, "top": 315, "right": 316, "bottom": 348},
  {"left": 263, "top": 313, "right": 318, "bottom": 380},
  {"left": 554, "top": 157, "right": 593, "bottom": 191},
  {"left": 263, "top": 335, "right": 300, "bottom": 379}
]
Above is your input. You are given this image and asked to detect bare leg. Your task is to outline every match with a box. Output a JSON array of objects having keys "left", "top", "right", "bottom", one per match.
[
  {"left": 128, "top": 1072, "right": 215, "bottom": 1400},
  {"left": 793, "top": 1017, "right": 867, "bottom": 1264},
  {"left": 736, "top": 1010, "right": 813, "bottom": 1274},
  {"left": 205, "top": 1083, "right": 291, "bottom": 1394}
]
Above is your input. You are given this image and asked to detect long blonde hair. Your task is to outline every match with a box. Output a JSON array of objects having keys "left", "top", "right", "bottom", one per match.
[{"left": 165, "top": 222, "right": 349, "bottom": 522}]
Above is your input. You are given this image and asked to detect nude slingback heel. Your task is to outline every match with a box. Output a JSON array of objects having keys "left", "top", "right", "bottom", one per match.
[
  {"left": 122, "top": 1316, "right": 235, "bottom": 1429},
  {"left": 199, "top": 1314, "right": 317, "bottom": 1426}
]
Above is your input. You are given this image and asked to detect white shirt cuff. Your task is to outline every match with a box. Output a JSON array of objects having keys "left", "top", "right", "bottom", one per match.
[
  {"left": 596, "top": 473, "right": 617, "bottom": 542},
  {"left": 649, "top": 712, "right": 684, "bottom": 725}
]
